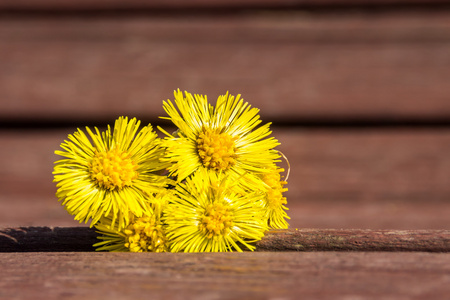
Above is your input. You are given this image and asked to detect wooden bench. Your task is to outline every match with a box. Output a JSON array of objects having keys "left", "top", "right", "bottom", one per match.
[{"left": 1, "top": 1, "right": 449, "bottom": 299}]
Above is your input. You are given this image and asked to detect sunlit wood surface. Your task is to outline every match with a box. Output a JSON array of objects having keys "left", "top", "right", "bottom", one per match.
[{"left": 1, "top": 1, "right": 449, "bottom": 299}]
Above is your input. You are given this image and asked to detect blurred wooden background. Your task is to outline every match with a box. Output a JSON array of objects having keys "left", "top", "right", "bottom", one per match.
[
  {"left": 1, "top": 0, "right": 449, "bottom": 230},
  {"left": 1, "top": 2, "right": 450, "bottom": 300}
]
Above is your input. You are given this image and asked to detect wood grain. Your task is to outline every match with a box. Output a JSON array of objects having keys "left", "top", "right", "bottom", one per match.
[
  {"left": 2, "top": 195, "right": 450, "bottom": 230},
  {"left": 3, "top": 128, "right": 449, "bottom": 201},
  {"left": 274, "top": 128, "right": 450, "bottom": 203},
  {"left": 0, "top": 227, "right": 448, "bottom": 252},
  {"left": 1, "top": 11, "right": 450, "bottom": 122},
  {"left": 256, "top": 229, "right": 450, "bottom": 252},
  {"left": 1, "top": 4, "right": 449, "bottom": 299},
  {"left": 1, "top": 128, "right": 449, "bottom": 229},
  {"left": 1, "top": 252, "right": 449, "bottom": 300},
  {"left": 1, "top": 0, "right": 449, "bottom": 11}
]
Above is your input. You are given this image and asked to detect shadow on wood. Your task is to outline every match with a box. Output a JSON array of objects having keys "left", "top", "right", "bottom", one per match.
[{"left": 0, "top": 227, "right": 448, "bottom": 252}]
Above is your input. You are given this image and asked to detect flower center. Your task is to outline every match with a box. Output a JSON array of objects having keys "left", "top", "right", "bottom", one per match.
[
  {"left": 196, "top": 128, "right": 236, "bottom": 171},
  {"left": 89, "top": 149, "right": 138, "bottom": 190},
  {"left": 200, "top": 202, "right": 234, "bottom": 239},
  {"left": 263, "top": 170, "right": 288, "bottom": 209},
  {"left": 123, "top": 216, "right": 168, "bottom": 252}
]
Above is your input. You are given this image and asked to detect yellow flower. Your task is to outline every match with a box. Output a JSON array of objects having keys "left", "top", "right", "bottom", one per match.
[
  {"left": 261, "top": 165, "right": 290, "bottom": 229},
  {"left": 159, "top": 90, "right": 280, "bottom": 189},
  {"left": 94, "top": 199, "right": 169, "bottom": 252},
  {"left": 53, "top": 116, "right": 171, "bottom": 229},
  {"left": 163, "top": 170, "right": 268, "bottom": 252}
]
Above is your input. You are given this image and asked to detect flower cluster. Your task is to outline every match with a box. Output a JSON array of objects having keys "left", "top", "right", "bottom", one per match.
[{"left": 53, "top": 90, "right": 289, "bottom": 252}]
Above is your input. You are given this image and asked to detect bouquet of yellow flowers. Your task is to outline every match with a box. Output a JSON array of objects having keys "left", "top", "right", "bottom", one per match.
[{"left": 53, "top": 90, "right": 289, "bottom": 252}]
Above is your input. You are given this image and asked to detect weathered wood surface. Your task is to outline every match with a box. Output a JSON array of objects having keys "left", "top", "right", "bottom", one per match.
[
  {"left": 257, "top": 229, "right": 450, "bottom": 252},
  {"left": 1, "top": 128, "right": 449, "bottom": 229},
  {"left": 1, "top": 0, "right": 450, "bottom": 11},
  {"left": 1, "top": 11, "right": 450, "bottom": 122},
  {"left": 0, "top": 227, "right": 448, "bottom": 252},
  {"left": 1, "top": 2, "right": 449, "bottom": 299},
  {"left": 2, "top": 196, "right": 450, "bottom": 230},
  {"left": 4, "top": 128, "right": 450, "bottom": 201},
  {"left": 0, "top": 252, "right": 449, "bottom": 300}
]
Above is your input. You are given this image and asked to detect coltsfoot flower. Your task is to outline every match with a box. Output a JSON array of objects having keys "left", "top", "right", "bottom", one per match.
[
  {"left": 52, "top": 90, "right": 291, "bottom": 253},
  {"left": 53, "top": 116, "right": 171, "bottom": 229},
  {"left": 159, "top": 90, "right": 280, "bottom": 190},
  {"left": 163, "top": 170, "right": 268, "bottom": 252},
  {"left": 94, "top": 204, "right": 169, "bottom": 252},
  {"left": 261, "top": 165, "right": 290, "bottom": 229}
]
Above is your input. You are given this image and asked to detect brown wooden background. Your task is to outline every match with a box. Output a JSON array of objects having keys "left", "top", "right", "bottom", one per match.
[
  {"left": 1, "top": 1, "right": 450, "bottom": 299},
  {"left": 1, "top": 0, "right": 449, "bottom": 230}
]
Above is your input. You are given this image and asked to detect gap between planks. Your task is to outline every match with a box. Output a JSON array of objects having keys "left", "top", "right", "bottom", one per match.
[{"left": 0, "top": 227, "right": 448, "bottom": 252}]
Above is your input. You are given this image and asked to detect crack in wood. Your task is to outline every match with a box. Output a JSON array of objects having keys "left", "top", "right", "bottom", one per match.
[{"left": 0, "top": 227, "right": 448, "bottom": 252}]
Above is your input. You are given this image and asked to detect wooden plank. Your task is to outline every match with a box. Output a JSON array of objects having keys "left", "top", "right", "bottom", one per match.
[
  {"left": 273, "top": 128, "right": 450, "bottom": 203},
  {"left": 3, "top": 128, "right": 449, "bottom": 201},
  {"left": 291, "top": 200, "right": 450, "bottom": 230},
  {"left": 257, "top": 229, "right": 450, "bottom": 252},
  {"left": 1, "top": 0, "right": 449, "bottom": 11},
  {"left": 1, "top": 128, "right": 449, "bottom": 229},
  {"left": 0, "top": 252, "right": 449, "bottom": 300},
  {"left": 1, "top": 227, "right": 448, "bottom": 252},
  {"left": 2, "top": 194, "right": 450, "bottom": 229},
  {"left": 1, "top": 12, "right": 450, "bottom": 122}
]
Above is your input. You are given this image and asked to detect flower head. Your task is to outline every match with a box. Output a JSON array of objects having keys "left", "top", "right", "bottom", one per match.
[
  {"left": 163, "top": 170, "right": 268, "bottom": 252},
  {"left": 53, "top": 116, "right": 171, "bottom": 229},
  {"left": 94, "top": 200, "right": 169, "bottom": 252},
  {"left": 261, "top": 165, "right": 290, "bottom": 229},
  {"left": 160, "top": 90, "right": 280, "bottom": 189}
]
